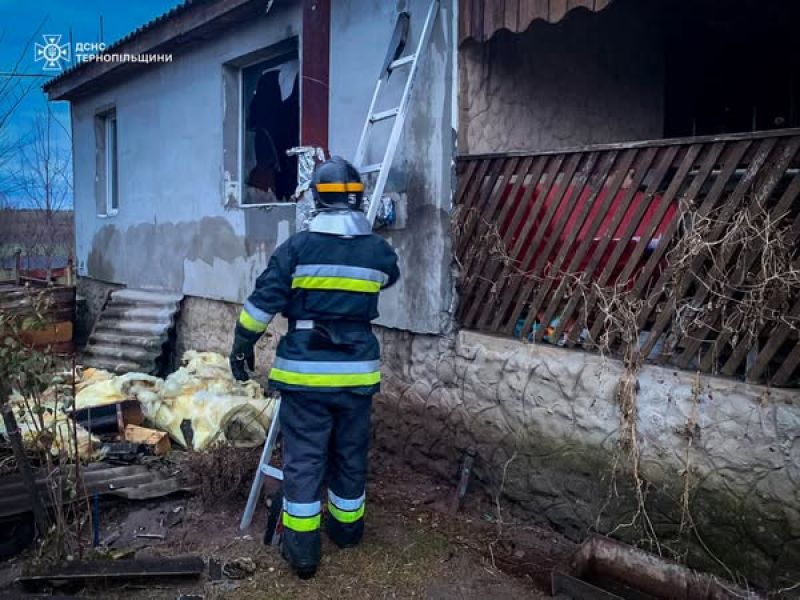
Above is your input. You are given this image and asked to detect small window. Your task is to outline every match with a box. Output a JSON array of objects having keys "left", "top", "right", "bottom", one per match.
[
  {"left": 105, "top": 113, "right": 118, "bottom": 213},
  {"left": 241, "top": 52, "right": 299, "bottom": 205},
  {"left": 96, "top": 109, "right": 118, "bottom": 215}
]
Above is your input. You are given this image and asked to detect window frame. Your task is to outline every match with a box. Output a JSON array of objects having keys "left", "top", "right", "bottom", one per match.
[{"left": 104, "top": 112, "right": 119, "bottom": 215}]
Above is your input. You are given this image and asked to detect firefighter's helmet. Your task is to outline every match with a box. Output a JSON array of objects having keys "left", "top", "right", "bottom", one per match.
[{"left": 311, "top": 156, "right": 364, "bottom": 212}]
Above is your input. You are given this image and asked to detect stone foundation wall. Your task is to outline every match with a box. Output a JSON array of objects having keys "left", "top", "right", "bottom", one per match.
[
  {"left": 75, "top": 281, "right": 800, "bottom": 591},
  {"left": 374, "top": 329, "right": 800, "bottom": 593}
]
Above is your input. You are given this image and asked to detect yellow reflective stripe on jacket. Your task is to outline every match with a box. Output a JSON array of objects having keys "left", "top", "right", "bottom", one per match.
[
  {"left": 269, "top": 368, "right": 380, "bottom": 388},
  {"left": 328, "top": 502, "right": 365, "bottom": 524},
  {"left": 282, "top": 511, "right": 321, "bottom": 532},
  {"left": 239, "top": 309, "right": 267, "bottom": 333},
  {"left": 291, "top": 276, "right": 381, "bottom": 293}
]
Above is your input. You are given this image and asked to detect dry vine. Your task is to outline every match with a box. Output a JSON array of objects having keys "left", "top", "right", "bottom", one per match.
[{"left": 452, "top": 187, "right": 800, "bottom": 586}]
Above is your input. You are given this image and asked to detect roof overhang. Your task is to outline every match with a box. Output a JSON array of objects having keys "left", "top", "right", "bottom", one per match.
[
  {"left": 459, "top": 0, "right": 613, "bottom": 45},
  {"left": 44, "top": 0, "right": 280, "bottom": 101}
]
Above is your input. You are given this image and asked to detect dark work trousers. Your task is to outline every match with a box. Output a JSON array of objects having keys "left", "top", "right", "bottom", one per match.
[{"left": 279, "top": 389, "right": 371, "bottom": 568}]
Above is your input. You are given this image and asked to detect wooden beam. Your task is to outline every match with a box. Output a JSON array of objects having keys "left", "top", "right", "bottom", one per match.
[{"left": 301, "top": 0, "right": 330, "bottom": 151}]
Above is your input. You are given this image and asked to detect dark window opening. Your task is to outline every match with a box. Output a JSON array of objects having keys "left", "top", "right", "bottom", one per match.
[
  {"left": 664, "top": 0, "right": 800, "bottom": 138},
  {"left": 242, "top": 52, "right": 299, "bottom": 204}
]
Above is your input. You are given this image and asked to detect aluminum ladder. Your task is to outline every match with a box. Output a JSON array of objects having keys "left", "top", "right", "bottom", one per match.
[
  {"left": 354, "top": 0, "right": 440, "bottom": 226},
  {"left": 240, "top": 396, "right": 282, "bottom": 530}
]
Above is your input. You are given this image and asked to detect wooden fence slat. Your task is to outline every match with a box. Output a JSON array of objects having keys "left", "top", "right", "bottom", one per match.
[
  {"left": 465, "top": 156, "right": 549, "bottom": 328},
  {"left": 459, "top": 0, "right": 473, "bottom": 45},
  {"left": 771, "top": 330, "right": 800, "bottom": 386},
  {"left": 598, "top": 144, "right": 704, "bottom": 350},
  {"left": 635, "top": 140, "right": 753, "bottom": 360},
  {"left": 455, "top": 130, "right": 800, "bottom": 386},
  {"left": 461, "top": 157, "right": 521, "bottom": 277},
  {"left": 546, "top": 149, "right": 638, "bottom": 343},
  {"left": 629, "top": 142, "right": 726, "bottom": 333},
  {"left": 504, "top": 0, "right": 520, "bottom": 32},
  {"left": 470, "top": 0, "right": 485, "bottom": 43},
  {"left": 554, "top": 148, "right": 660, "bottom": 345},
  {"left": 477, "top": 155, "right": 566, "bottom": 330},
  {"left": 719, "top": 213, "right": 800, "bottom": 378},
  {"left": 490, "top": 153, "right": 583, "bottom": 333},
  {"left": 740, "top": 185, "right": 800, "bottom": 380},
  {"left": 550, "top": 0, "right": 569, "bottom": 22},
  {"left": 584, "top": 146, "right": 680, "bottom": 346},
  {"left": 460, "top": 156, "right": 536, "bottom": 327},
  {"left": 677, "top": 138, "right": 800, "bottom": 372},
  {"left": 484, "top": 0, "right": 507, "bottom": 42},
  {"left": 650, "top": 137, "right": 778, "bottom": 365},
  {"left": 515, "top": 152, "right": 603, "bottom": 337},
  {"left": 525, "top": 151, "right": 618, "bottom": 342},
  {"left": 456, "top": 159, "right": 495, "bottom": 256}
]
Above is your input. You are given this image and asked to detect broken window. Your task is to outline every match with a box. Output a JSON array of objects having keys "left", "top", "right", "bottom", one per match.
[
  {"left": 241, "top": 53, "right": 299, "bottom": 205},
  {"left": 95, "top": 108, "right": 118, "bottom": 215}
]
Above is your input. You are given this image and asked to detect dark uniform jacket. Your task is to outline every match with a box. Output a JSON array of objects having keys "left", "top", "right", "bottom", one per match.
[{"left": 237, "top": 210, "right": 400, "bottom": 394}]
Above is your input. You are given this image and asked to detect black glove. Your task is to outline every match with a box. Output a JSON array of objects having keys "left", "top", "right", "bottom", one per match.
[{"left": 230, "top": 324, "right": 257, "bottom": 382}]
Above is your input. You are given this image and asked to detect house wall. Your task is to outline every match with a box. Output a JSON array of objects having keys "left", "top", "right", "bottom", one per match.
[
  {"left": 328, "top": 0, "right": 458, "bottom": 334},
  {"left": 458, "top": 0, "right": 664, "bottom": 154},
  {"left": 70, "top": 3, "right": 301, "bottom": 304},
  {"left": 72, "top": 0, "right": 457, "bottom": 335}
]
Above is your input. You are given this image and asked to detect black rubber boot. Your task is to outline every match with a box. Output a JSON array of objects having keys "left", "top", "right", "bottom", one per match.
[{"left": 280, "top": 530, "right": 320, "bottom": 580}]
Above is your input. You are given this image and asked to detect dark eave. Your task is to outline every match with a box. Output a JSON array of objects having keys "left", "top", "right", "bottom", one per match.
[{"left": 43, "top": 0, "right": 275, "bottom": 101}]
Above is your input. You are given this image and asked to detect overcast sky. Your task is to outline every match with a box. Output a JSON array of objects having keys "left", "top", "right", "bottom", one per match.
[{"left": 1, "top": 0, "right": 179, "bottom": 208}]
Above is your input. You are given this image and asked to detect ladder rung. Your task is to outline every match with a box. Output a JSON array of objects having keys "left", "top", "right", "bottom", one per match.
[
  {"left": 360, "top": 163, "right": 383, "bottom": 174},
  {"left": 260, "top": 464, "right": 284, "bottom": 481},
  {"left": 370, "top": 107, "right": 400, "bottom": 123},
  {"left": 389, "top": 54, "right": 416, "bottom": 70}
]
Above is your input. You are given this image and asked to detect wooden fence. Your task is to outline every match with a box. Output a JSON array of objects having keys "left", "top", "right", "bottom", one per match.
[{"left": 454, "top": 129, "right": 800, "bottom": 386}]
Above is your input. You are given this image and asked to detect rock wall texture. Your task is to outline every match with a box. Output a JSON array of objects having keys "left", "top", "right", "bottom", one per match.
[
  {"left": 374, "top": 329, "right": 800, "bottom": 593},
  {"left": 77, "top": 282, "right": 800, "bottom": 592}
]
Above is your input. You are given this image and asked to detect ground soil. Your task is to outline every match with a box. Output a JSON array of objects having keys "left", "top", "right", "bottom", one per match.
[{"left": 0, "top": 451, "right": 576, "bottom": 599}]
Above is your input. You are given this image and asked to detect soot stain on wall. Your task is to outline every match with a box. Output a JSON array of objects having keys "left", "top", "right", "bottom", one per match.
[{"left": 87, "top": 216, "right": 250, "bottom": 291}]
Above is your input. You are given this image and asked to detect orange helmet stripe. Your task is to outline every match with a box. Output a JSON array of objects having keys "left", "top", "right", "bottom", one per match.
[{"left": 315, "top": 182, "right": 364, "bottom": 193}]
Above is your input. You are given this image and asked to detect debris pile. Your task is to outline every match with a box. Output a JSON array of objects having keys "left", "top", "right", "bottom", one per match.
[{"left": 1, "top": 351, "right": 277, "bottom": 459}]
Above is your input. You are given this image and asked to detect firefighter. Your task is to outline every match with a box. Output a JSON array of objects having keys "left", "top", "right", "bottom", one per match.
[{"left": 229, "top": 156, "right": 400, "bottom": 579}]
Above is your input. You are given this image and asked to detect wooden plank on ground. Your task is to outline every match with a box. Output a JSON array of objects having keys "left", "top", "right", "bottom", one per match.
[{"left": 17, "top": 556, "right": 204, "bottom": 584}]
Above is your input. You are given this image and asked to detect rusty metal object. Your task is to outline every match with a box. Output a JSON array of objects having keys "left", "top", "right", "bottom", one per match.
[{"left": 569, "top": 536, "right": 763, "bottom": 600}]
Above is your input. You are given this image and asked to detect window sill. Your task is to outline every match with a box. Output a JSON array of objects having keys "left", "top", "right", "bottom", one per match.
[
  {"left": 239, "top": 202, "right": 296, "bottom": 209},
  {"left": 98, "top": 210, "right": 119, "bottom": 218}
]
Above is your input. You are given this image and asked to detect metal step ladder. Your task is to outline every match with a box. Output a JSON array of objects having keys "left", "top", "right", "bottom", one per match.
[
  {"left": 239, "top": 0, "right": 440, "bottom": 534},
  {"left": 354, "top": 0, "right": 440, "bottom": 227}
]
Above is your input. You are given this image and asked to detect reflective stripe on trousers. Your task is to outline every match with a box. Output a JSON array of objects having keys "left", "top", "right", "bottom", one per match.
[
  {"left": 282, "top": 499, "right": 322, "bottom": 532},
  {"left": 328, "top": 490, "right": 365, "bottom": 524},
  {"left": 269, "top": 357, "right": 381, "bottom": 388}
]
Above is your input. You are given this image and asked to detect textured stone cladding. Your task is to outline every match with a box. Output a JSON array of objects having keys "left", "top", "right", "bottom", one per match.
[{"left": 374, "top": 329, "right": 800, "bottom": 592}]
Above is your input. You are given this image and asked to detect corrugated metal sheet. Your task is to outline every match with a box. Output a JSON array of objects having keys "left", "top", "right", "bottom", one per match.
[
  {"left": 83, "top": 288, "right": 183, "bottom": 375},
  {"left": 459, "top": 0, "right": 613, "bottom": 44},
  {"left": 0, "top": 463, "right": 192, "bottom": 519}
]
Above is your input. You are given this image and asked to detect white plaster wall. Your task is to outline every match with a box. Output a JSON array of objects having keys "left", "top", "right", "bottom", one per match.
[
  {"left": 329, "top": 0, "right": 457, "bottom": 334},
  {"left": 70, "top": 3, "right": 300, "bottom": 300},
  {"left": 458, "top": 1, "right": 664, "bottom": 154},
  {"left": 375, "top": 329, "right": 800, "bottom": 592}
]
